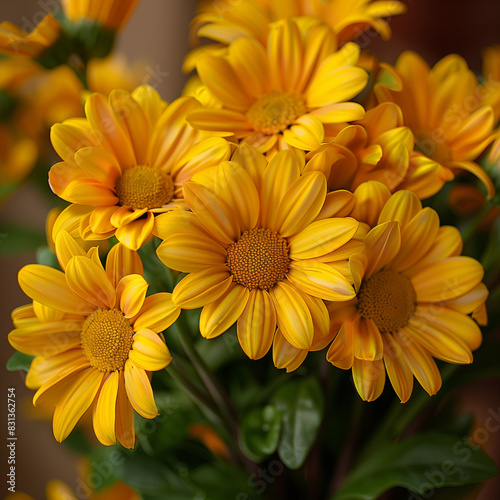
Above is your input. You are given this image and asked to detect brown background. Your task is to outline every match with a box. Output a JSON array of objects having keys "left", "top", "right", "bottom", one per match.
[{"left": 1, "top": 0, "right": 500, "bottom": 498}]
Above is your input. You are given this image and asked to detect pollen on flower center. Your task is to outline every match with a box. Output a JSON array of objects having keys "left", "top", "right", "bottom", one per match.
[
  {"left": 81, "top": 308, "right": 134, "bottom": 372},
  {"left": 115, "top": 165, "right": 174, "bottom": 209},
  {"left": 247, "top": 91, "right": 306, "bottom": 135},
  {"left": 226, "top": 228, "right": 290, "bottom": 290},
  {"left": 357, "top": 268, "right": 416, "bottom": 334}
]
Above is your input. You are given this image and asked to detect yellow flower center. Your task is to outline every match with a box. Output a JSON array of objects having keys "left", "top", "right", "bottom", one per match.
[
  {"left": 247, "top": 91, "right": 306, "bottom": 135},
  {"left": 115, "top": 165, "right": 174, "bottom": 209},
  {"left": 414, "top": 131, "right": 452, "bottom": 164},
  {"left": 357, "top": 268, "right": 416, "bottom": 334},
  {"left": 81, "top": 309, "right": 134, "bottom": 372},
  {"left": 226, "top": 228, "right": 290, "bottom": 290}
]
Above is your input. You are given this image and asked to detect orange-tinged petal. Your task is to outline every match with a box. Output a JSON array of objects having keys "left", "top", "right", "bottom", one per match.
[
  {"left": 237, "top": 289, "right": 276, "bottom": 359},
  {"left": 57, "top": 179, "right": 119, "bottom": 206},
  {"left": 287, "top": 260, "right": 355, "bottom": 301},
  {"left": 50, "top": 120, "right": 99, "bottom": 162},
  {"left": 378, "top": 190, "right": 422, "bottom": 227},
  {"left": 283, "top": 114, "right": 324, "bottom": 150},
  {"left": 156, "top": 233, "right": 226, "bottom": 273},
  {"left": 327, "top": 320, "right": 354, "bottom": 370},
  {"left": 117, "top": 274, "right": 148, "bottom": 318},
  {"left": 89, "top": 206, "right": 119, "bottom": 235},
  {"left": 183, "top": 181, "right": 240, "bottom": 245},
  {"left": 273, "top": 329, "right": 308, "bottom": 372},
  {"left": 153, "top": 210, "right": 210, "bottom": 240},
  {"left": 115, "top": 211, "right": 155, "bottom": 250},
  {"left": 124, "top": 360, "right": 158, "bottom": 419},
  {"left": 383, "top": 333, "right": 414, "bottom": 403},
  {"left": 129, "top": 329, "right": 172, "bottom": 371},
  {"left": 172, "top": 268, "right": 232, "bottom": 309},
  {"left": 18, "top": 264, "right": 95, "bottom": 315},
  {"left": 132, "top": 293, "right": 180, "bottom": 332},
  {"left": 363, "top": 221, "right": 401, "bottom": 278},
  {"left": 316, "top": 189, "right": 355, "bottom": 219},
  {"left": 352, "top": 358, "right": 386, "bottom": 402},
  {"left": 106, "top": 243, "right": 143, "bottom": 288},
  {"left": 74, "top": 147, "right": 122, "bottom": 186},
  {"left": 270, "top": 282, "right": 314, "bottom": 350},
  {"left": 199, "top": 283, "right": 249, "bottom": 339},
  {"left": 310, "top": 102, "right": 366, "bottom": 123},
  {"left": 352, "top": 316, "right": 383, "bottom": 361},
  {"left": 288, "top": 218, "right": 359, "bottom": 259},
  {"left": 447, "top": 160, "right": 495, "bottom": 201},
  {"left": 116, "top": 371, "right": 135, "bottom": 448},
  {"left": 93, "top": 371, "right": 119, "bottom": 446},
  {"left": 274, "top": 171, "right": 326, "bottom": 236},
  {"left": 53, "top": 368, "right": 105, "bottom": 442},
  {"left": 66, "top": 256, "right": 116, "bottom": 309},
  {"left": 350, "top": 181, "right": 392, "bottom": 227},
  {"left": 446, "top": 283, "right": 488, "bottom": 318},
  {"left": 411, "top": 256, "right": 484, "bottom": 302},
  {"left": 54, "top": 230, "right": 86, "bottom": 271},
  {"left": 187, "top": 108, "right": 252, "bottom": 134},
  {"left": 395, "top": 329, "right": 442, "bottom": 396}
]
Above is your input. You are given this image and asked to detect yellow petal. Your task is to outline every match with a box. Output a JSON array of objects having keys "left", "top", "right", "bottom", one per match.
[
  {"left": 288, "top": 218, "right": 359, "bottom": 259},
  {"left": 93, "top": 371, "right": 119, "bottom": 446},
  {"left": 273, "top": 329, "right": 308, "bottom": 372},
  {"left": 352, "top": 358, "right": 386, "bottom": 401},
  {"left": 124, "top": 360, "right": 158, "bottom": 419},
  {"left": 132, "top": 293, "right": 180, "bottom": 332},
  {"left": 172, "top": 268, "right": 232, "bottom": 309},
  {"left": 378, "top": 190, "right": 422, "bottom": 227},
  {"left": 116, "top": 371, "right": 135, "bottom": 448},
  {"left": 363, "top": 221, "right": 401, "bottom": 278},
  {"left": 115, "top": 211, "right": 155, "bottom": 250},
  {"left": 270, "top": 282, "right": 314, "bottom": 350},
  {"left": 287, "top": 260, "right": 355, "bottom": 301},
  {"left": 129, "top": 329, "right": 173, "bottom": 371},
  {"left": 352, "top": 316, "right": 383, "bottom": 361},
  {"left": 54, "top": 230, "right": 86, "bottom": 271},
  {"left": 53, "top": 368, "right": 104, "bottom": 442},
  {"left": 154, "top": 210, "right": 209, "bottom": 240},
  {"left": 237, "top": 289, "right": 276, "bottom": 359},
  {"left": 411, "top": 256, "right": 484, "bottom": 302},
  {"left": 383, "top": 333, "right": 414, "bottom": 403},
  {"left": 105, "top": 243, "right": 143, "bottom": 288},
  {"left": 66, "top": 256, "right": 116, "bottom": 309},
  {"left": 74, "top": 147, "right": 122, "bottom": 186},
  {"left": 18, "top": 264, "right": 95, "bottom": 315},
  {"left": 326, "top": 320, "right": 354, "bottom": 370},
  {"left": 199, "top": 283, "right": 249, "bottom": 339},
  {"left": 282, "top": 114, "right": 324, "bottom": 150},
  {"left": 117, "top": 274, "right": 149, "bottom": 318}
]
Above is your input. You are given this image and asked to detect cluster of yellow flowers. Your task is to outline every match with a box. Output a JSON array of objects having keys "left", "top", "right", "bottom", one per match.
[{"left": 5, "top": 0, "right": 498, "bottom": 452}]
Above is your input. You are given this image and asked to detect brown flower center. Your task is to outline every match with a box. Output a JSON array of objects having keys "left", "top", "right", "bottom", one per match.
[
  {"left": 357, "top": 268, "right": 416, "bottom": 334},
  {"left": 115, "top": 165, "right": 174, "bottom": 209},
  {"left": 247, "top": 91, "right": 306, "bottom": 135},
  {"left": 226, "top": 228, "right": 290, "bottom": 290},
  {"left": 81, "top": 309, "right": 134, "bottom": 372}
]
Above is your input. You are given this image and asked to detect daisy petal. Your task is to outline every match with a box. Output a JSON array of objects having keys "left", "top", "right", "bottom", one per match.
[
  {"left": 124, "top": 360, "right": 158, "bottom": 419},
  {"left": 326, "top": 320, "right": 354, "bottom": 370},
  {"left": 105, "top": 243, "right": 143, "bottom": 288},
  {"left": 273, "top": 329, "right": 308, "bottom": 372},
  {"left": 352, "top": 316, "right": 383, "bottom": 361},
  {"left": 129, "top": 329, "right": 172, "bottom": 371},
  {"left": 116, "top": 274, "right": 149, "bottom": 318},
  {"left": 383, "top": 333, "right": 414, "bottom": 403},
  {"left": 352, "top": 358, "right": 386, "bottom": 401},
  {"left": 116, "top": 371, "right": 135, "bottom": 448},
  {"left": 237, "top": 289, "right": 276, "bottom": 359},
  {"left": 132, "top": 293, "right": 180, "bottom": 332},
  {"left": 363, "top": 221, "right": 401, "bottom": 278},
  {"left": 93, "top": 371, "right": 119, "bottom": 446}
]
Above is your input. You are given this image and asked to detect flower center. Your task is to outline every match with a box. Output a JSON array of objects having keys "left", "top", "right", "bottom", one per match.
[
  {"left": 115, "top": 165, "right": 174, "bottom": 209},
  {"left": 357, "top": 268, "right": 416, "bottom": 334},
  {"left": 247, "top": 91, "right": 306, "bottom": 135},
  {"left": 81, "top": 309, "right": 134, "bottom": 372},
  {"left": 226, "top": 228, "right": 290, "bottom": 290},
  {"left": 414, "top": 131, "right": 451, "bottom": 164}
]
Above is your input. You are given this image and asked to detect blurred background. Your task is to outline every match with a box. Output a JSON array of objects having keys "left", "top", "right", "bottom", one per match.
[{"left": 1, "top": 0, "right": 500, "bottom": 498}]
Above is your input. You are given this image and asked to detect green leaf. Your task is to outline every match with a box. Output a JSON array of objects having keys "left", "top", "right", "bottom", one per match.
[
  {"left": 36, "top": 246, "right": 60, "bottom": 269},
  {"left": 272, "top": 377, "right": 324, "bottom": 469},
  {"left": 333, "top": 431, "right": 499, "bottom": 500},
  {"left": 6, "top": 352, "right": 34, "bottom": 372},
  {"left": 240, "top": 405, "right": 282, "bottom": 462}
]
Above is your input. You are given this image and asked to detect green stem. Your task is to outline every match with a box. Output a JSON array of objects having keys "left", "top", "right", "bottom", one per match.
[{"left": 460, "top": 202, "right": 492, "bottom": 244}]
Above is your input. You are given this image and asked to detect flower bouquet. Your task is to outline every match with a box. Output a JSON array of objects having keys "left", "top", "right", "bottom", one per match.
[{"left": 3, "top": 1, "right": 500, "bottom": 499}]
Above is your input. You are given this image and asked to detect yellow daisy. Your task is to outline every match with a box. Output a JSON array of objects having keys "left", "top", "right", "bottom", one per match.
[
  {"left": 48, "top": 85, "right": 231, "bottom": 250},
  {"left": 0, "top": 13, "right": 61, "bottom": 58},
  {"left": 187, "top": 18, "right": 368, "bottom": 153},
  {"left": 375, "top": 51, "right": 496, "bottom": 199},
  {"left": 155, "top": 149, "right": 359, "bottom": 358},
  {"left": 189, "top": 0, "right": 406, "bottom": 53},
  {"left": 61, "top": 0, "right": 141, "bottom": 31},
  {"left": 327, "top": 190, "right": 488, "bottom": 402},
  {"left": 8, "top": 232, "right": 180, "bottom": 447}
]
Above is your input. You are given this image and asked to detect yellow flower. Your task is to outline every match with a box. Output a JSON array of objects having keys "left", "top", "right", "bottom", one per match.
[
  {"left": 376, "top": 51, "right": 496, "bottom": 199},
  {"left": 155, "top": 148, "right": 358, "bottom": 358},
  {"left": 61, "top": 0, "right": 141, "bottom": 31},
  {"left": 187, "top": 19, "right": 368, "bottom": 154},
  {"left": 0, "top": 13, "right": 61, "bottom": 58},
  {"left": 189, "top": 0, "right": 406, "bottom": 57},
  {"left": 9, "top": 232, "right": 180, "bottom": 447},
  {"left": 481, "top": 45, "right": 500, "bottom": 124},
  {"left": 49, "top": 85, "right": 231, "bottom": 250},
  {"left": 326, "top": 190, "right": 487, "bottom": 402}
]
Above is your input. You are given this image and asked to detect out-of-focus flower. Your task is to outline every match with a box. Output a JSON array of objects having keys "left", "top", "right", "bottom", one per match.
[
  {"left": 327, "top": 189, "right": 488, "bottom": 402},
  {"left": 187, "top": 19, "right": 368, "bottom": 154},
  {"left": 480, "top": 45, "right": 500, "bottom": 125},
  {"left": 9, "top": 233, "right": 180, "bottom": 447},
  {"left": 376, "top": 52, "right": 496, "bottom": 199},
  {"left": 49, "top": 85, "right": 231, "bottom": 250},
  {"left": 156, "top": 149, "right": 358, "bottom": 358}
]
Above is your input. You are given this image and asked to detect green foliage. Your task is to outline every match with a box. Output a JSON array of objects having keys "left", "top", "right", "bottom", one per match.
[{"left": 6, "top": 351, "right": 34, "bottom": 371}]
